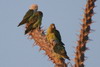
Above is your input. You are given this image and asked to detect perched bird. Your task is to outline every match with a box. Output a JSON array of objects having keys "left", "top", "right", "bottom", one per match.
[
  {"left": 46, "top": 24, "right": 59, "bottom": 44},
  {"left": 25, "top": 11, "right": 43, "bottom": 34},
  {"left": 46, "top": 23, "right": 70, "bottom": 60},
  {"left": 47, "top": 24, "right": 64, "bottom": 45},
  {"left": 18, "top": 4, "right": 38, "bottom": 27}
]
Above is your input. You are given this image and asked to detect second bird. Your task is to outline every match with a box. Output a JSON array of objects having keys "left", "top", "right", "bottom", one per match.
[
  {"left": 25, "top": 11, "right": 43, "bottom": 34},
  {"left": 46, "top": 24, "right": 70, "bottom": 60}
]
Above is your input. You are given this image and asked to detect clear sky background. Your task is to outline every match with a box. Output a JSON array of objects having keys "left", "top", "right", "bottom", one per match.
[{"left": 0, "top": 0, "right": 100, "bottom": 67}]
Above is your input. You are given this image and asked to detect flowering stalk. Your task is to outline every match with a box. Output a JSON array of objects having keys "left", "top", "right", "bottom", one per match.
[{"left": 74, "top": 0, "right": 96, "bottom": 67}]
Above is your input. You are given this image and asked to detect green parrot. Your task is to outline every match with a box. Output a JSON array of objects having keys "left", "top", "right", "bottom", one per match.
[
  {"left": 25, "top": 11, "right": 43, "bottom": 34},
  {"left": 46, "top": 24, "right": 70, "bottom": 60},
  {"left": 18, "top": 4, "right": 38, "bottom": 27},
  {"left": 46, "top": 24, "right": 59, "bottom": 44}
]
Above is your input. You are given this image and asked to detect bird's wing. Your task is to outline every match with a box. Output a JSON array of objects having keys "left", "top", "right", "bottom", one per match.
[
  {"left": 53, "top": 44, "right": 70, "bottom": 60},
  {"left": 29, "top": 15, "right": 38, "bottom": 25},
  {"left": 55, "top": 30, "right": 62, "bottom": 41},
  {"left": 23, "top": 10, "right": 34, "bottom": 20},
  {"left": 53, "top": 44, "right": 64, "bottom": 54},
  {"left": 28, "top": 11, "right": 43, "bottom": 27},
  {"left": 25, "top": 16, "right": 38, "bottom": 34},
  {"left": 18, "top": 10, "right": 34, "bottom": 27},
  {"left": 55, "top": 29, "right": 65, "bottom": 45}
]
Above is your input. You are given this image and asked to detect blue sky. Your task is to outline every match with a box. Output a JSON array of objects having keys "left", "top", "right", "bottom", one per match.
[{"left": 0, "top": 0, "right": 100, "bottom": 67}]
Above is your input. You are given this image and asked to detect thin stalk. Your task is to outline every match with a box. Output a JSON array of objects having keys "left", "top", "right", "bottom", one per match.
[{"left": 74, "top": 0, "right": 96, "bottom": 67}]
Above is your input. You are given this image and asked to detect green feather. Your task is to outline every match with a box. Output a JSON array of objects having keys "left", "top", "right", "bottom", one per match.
[
  {"left": 46, "top": 24, "right": 70, "bottom": 60},
  {"left": 25, "top": 11, "right": 43, "bottom": 34},
  {"left": 53, "top": 44, "right": 70, "bottom": 60},
  {"left": 18, "top": 10, "right": 34, "bottom": 27}
]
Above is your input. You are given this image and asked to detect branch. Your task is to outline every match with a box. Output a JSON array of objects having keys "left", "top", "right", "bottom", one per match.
[
  {"left": 74, "top": 0, "right": 96, "bottom": 67},
  {"left": 28, "top": 29, "right": 67, "bottom": 67}
]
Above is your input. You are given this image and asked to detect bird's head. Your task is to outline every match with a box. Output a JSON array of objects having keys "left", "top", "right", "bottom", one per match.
[
  {"left": 50, "top": 23, "right": 56, "bottom": 30},
  {"left": 47, "top": 23, "right": 56, "bottom": 33},
  {"left": 38, "top": 11, "right": 43, "bottom": 17},
  {"left": 35, "top": 11, "right": 43, "bottom": 17},
  {"left": 29, "top": 4, "right": 38, "bottom": 11}
]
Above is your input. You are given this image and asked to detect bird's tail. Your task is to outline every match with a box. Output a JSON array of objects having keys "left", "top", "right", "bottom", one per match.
[
  {"left": 25, "top": 27, "right": 32, "bottom": 34},
  {"left": 18, "top": 19, "right": 28, "bottom": 27},
  {"left": 62, "top": 52, "right": 70, "bottom": 60},
  {"left": 62, "top": 54, "right": 70, "bottom": 60},
  {"left": 60, "top": 42, "right": 65, "bottom": 45},
  {"left": 65, "top": 55, "right": 70, "bottom": 60}
]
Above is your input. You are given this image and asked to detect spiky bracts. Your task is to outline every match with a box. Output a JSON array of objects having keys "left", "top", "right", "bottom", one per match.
[
  {"left": 28, "top": 29, "right": 67, "bottom": 67},
  {"left": 74, "top": 0, "right": 96, "bottom": 67}
]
